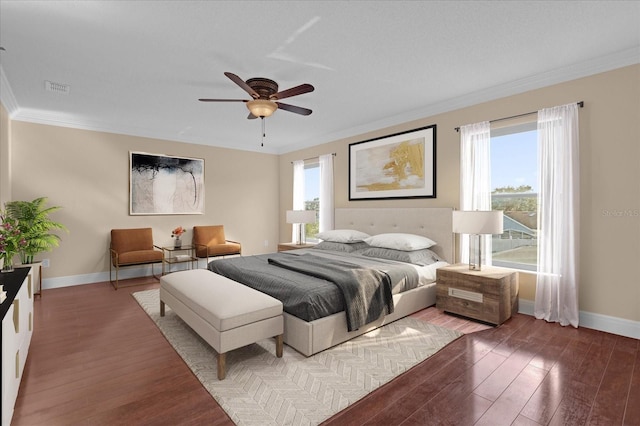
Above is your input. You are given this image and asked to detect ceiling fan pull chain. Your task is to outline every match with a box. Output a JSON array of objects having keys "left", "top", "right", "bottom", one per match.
[{"left": 261, "top": 117, "right": 265, "bottom": 147}]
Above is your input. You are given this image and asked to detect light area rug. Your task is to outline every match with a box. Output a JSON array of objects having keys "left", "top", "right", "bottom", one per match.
[{"left": 133, "top": 289, "right": 463, "bottom": 426}]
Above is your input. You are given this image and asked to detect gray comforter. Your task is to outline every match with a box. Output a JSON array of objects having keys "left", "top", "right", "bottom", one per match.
[
  {"left": 267, "top": 254, "right": 393, "bottom": 331},
  {"left": 207, "top": 249, "right": 420, "bottom": 327}
]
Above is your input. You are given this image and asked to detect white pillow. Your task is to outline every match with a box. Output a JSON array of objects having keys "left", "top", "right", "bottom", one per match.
[
  {"left": 364, "top": 233, "right": 436, "bottom": 251},
  {"left": 316, "top": 229, "right": 371, "bottom": 243}
]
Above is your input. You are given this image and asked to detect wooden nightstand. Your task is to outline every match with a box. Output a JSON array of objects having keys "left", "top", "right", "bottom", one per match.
[
  {"left": 436, "top": 263, "right": 519, "bottom": 325},
  {"left": 277, "top": 242, "right": 316, "bottom": 252}
]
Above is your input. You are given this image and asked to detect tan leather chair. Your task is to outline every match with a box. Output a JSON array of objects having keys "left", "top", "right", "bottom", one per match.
[
  {"left": 193, "top": 225, "right": 241, "bottom": 265},
  {"left": 110, "top": 228, "right": 164, "bottom": 290}
]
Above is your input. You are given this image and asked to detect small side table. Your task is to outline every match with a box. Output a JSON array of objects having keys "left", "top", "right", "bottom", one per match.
[
  {"left": 156, "top": 244, "right": 196, "bottom": 275},
  {"left": 436, "top": 263, "right": 519, "bottom": 325},
  {"left": 277, "top": 242, "right": 316, "bottom": 252}
]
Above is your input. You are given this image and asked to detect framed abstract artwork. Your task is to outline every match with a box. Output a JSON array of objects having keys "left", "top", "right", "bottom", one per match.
[
  {"left": 129, "top": 151, "right": 205, "bottom": 215},
  {"left": 349, "top": 125, "right": 436, "bottom": 200}
]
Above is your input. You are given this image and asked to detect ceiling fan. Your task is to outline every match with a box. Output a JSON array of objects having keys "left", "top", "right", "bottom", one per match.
[{"left": 199, "top": 72, "right": 314, "bottom": 119}]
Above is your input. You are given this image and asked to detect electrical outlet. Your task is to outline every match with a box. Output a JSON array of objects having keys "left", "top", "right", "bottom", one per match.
[
  {"left": 42, "top": 259, "right": 50, "bottom": 268},
  {"left": 264, "top": 240, "right": 269, "bottom": 247}
]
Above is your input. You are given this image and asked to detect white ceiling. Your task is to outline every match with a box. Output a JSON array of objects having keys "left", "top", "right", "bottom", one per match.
[{"left": 1, "top": 1, "right": 639, "bottom": 154}]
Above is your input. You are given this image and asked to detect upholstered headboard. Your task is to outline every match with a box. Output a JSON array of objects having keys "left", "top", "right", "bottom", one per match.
[{"left": 334, "top": 207, "right": 454, "bottom": 264}]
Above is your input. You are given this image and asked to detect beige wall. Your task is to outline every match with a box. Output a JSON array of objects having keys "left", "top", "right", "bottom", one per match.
[
  {"left": 0, "top": 103, "right": 10, "bottom": 206},
  {"left": 279, "top": 64, "right": 640, "bottom": 323},
  {"left": 9, "top": 123, "right": 280, "bottom": 278}
]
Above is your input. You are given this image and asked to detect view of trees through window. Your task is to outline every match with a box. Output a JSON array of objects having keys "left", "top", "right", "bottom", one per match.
[{"left": 491, "top": 124, "right": 538, "bottom": 270}]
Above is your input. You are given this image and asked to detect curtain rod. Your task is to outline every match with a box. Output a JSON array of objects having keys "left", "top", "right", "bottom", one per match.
[
  {"left": 291, "top": 152, "right": 336, "bottom": 164},
  {"left": 454, "top": 101, "right": 584, "bottom": 132}
]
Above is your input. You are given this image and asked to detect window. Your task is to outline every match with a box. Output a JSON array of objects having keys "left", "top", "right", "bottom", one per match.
[
  {"left": 304, "top": 161, "right": 320, "bottom": 241},
  {"left": 491, "top": 122, "right": 538, "bottom": 271},
  {"left": 292, "top": 154, "right": 333, "bottom": 243}
]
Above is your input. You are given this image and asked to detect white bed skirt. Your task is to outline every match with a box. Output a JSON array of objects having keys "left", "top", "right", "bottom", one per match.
[{"left": 283, "top": 283, "right": 436, "bottom": 356}]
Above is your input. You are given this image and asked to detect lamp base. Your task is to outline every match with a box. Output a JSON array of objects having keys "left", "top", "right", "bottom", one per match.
[
  {"left": 468, "top": 263, "right": 482, "bottom": 271},
  {"left": 295, "top": 224, "right": 305, "bottom": 245},
  {"left": 468, "top": 234, "right": 482, "bottom": 271}
]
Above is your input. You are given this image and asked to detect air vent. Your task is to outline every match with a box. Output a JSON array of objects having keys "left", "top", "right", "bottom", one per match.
[{"left": 45, "top": 80, "right": 70, "bottom": 95}]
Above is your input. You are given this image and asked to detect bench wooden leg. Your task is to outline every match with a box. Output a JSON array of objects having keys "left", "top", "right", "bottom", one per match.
[
  {"left": 275, "top": 334, "right": 283, "bottom": 358},
  {"left": 217, "top": 353, "right": 226, "bottom": 380},
  {"left": 160, "top": 301, "right": 165, "bottom": 317}
]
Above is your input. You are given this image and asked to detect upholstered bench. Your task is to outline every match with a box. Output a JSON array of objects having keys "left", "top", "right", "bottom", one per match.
[{"left": 159, "top": 269, "right": 284, "bottom": 379}]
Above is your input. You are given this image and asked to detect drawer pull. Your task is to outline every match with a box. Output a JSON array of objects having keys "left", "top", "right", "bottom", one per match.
[{"left": 448, "top": 287, "right": 483, "bottom": 303}]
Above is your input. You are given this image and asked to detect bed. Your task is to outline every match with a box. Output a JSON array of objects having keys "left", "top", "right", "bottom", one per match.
[{"left": 208, "top": 207, "right": 454, "bottom": 356}]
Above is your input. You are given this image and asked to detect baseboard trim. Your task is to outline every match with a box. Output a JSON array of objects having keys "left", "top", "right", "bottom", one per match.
[
  {"left": 518, "top": 299, "right": 535, "bottom": 316},
  {"left": 42, "top": 266, "right": 154, "bottom": 289},
  {"left": 519, "top": 299, "right": 639, "bottom": 340},
  {"left": 42, "top": 263, "right": 197, "bottom": 289}
]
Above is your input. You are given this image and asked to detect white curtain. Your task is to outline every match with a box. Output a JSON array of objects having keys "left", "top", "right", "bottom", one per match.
[
  {"left": 292, "top": 160, "right": 305, "bottom": 242},
  {"left": 459, "top": 121, "right": 492, "bottom": 264},
  {"left": 535, "top": 103, "right": 580, "bottom": 327},
  {"left": 318, "top": 153, "right": 334, "bottom": 232}
]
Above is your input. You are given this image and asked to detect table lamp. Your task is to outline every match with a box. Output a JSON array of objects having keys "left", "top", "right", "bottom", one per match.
[
  {"left": 286, "top": 210, "right": 316, "bottom": 245},
  {"left": 452, "top": 210, "right": 504, "bottom": 271}
]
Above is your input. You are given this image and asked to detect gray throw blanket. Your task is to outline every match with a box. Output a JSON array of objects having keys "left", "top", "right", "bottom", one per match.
[{"left": 267, "top": 254, "right": 394, "bottom": 331}]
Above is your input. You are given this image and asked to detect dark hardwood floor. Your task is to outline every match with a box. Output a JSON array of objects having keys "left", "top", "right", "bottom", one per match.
[{"left": 11, "top": 279, "right": 639, "bottom": 426}]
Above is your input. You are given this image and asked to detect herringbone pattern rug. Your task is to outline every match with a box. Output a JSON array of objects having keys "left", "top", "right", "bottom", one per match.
[{"left": 133, "top": 289, "right": 463, "bottom": 425}]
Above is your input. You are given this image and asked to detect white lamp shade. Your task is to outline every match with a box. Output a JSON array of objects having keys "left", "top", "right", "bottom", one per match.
[
  {"left": 452, "top": 210, "right": 504, "bottom": 234},
  {"left": 286, "top": 209, "right": 316, "bottom": 224}
]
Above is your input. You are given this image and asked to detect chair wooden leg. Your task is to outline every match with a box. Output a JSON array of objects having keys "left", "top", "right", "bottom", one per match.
[{"left": 160, "top": 300, "right": 165, "bottom": 317}]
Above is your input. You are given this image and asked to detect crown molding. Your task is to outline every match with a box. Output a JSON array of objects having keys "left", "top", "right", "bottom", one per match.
[
  {"left": 278, "top": 46, "right": 640, "bottom": 154},
  {"left": 10, "top": 107, "right": 281, "bottom": 154},
  {"left": 5, "top": 47, "right": 639, "bottom": 155}
]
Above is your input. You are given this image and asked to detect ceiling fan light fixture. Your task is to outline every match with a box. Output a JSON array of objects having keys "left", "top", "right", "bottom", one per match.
[{"left": 246, "top": 99, "right": 277, "bottom": 118}]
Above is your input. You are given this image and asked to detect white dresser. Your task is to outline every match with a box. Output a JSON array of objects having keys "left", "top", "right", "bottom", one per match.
[{"left": 1, "top": 266, "right": 34, "bottom": 426}]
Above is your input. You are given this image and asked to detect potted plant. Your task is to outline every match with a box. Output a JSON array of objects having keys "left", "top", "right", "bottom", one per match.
[
  {"left": 0, "top": 211, "right": 27, "bottom": 272},
  {"left": 5, "top": 197, "right": 67, "bottom": 264}
]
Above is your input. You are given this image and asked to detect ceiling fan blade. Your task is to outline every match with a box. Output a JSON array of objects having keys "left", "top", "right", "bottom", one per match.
[
  {"left": 198, "top": 98, "right": 248, "bottom": 102},
  {"left": 224, "top": 72, "right": 259, "bottom": 99},
  {"left": 270, "top": 83, "right": 314, "bottom": 100},
  {"left": 247, "top": 113, "right": 258, "bottom": 119},
  {"left": 276, "top": 102, "right": 312, "bottom": 116}
]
